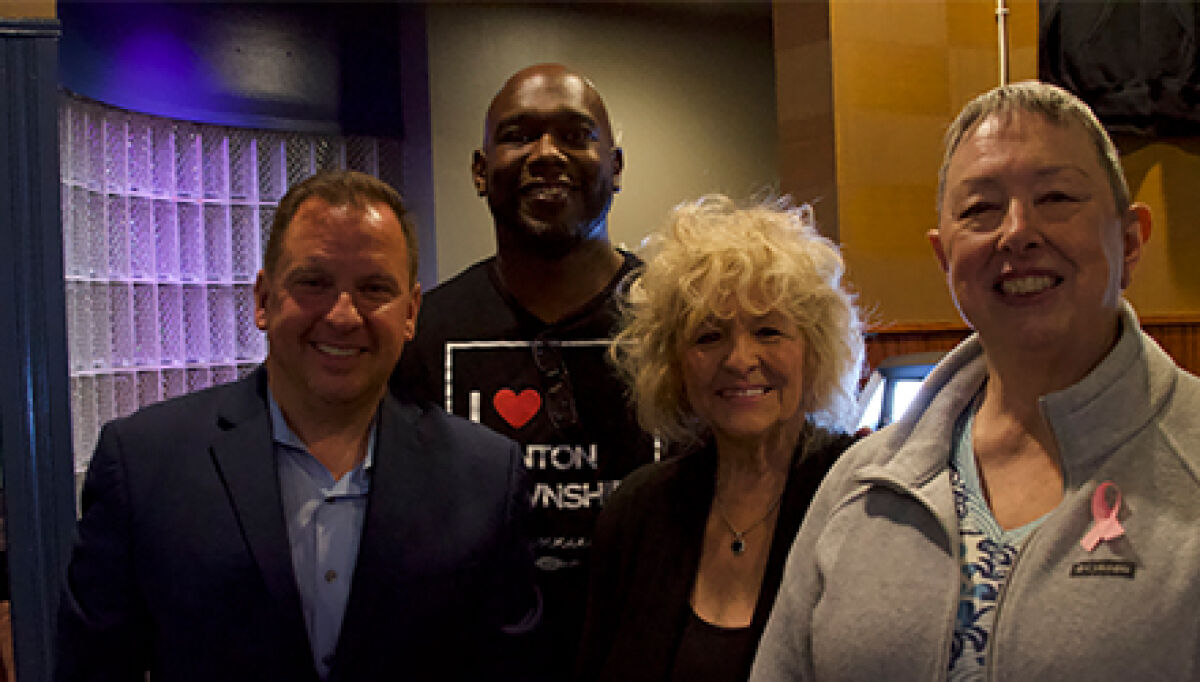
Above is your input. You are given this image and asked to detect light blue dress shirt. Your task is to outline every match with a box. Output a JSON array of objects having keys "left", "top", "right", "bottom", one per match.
[{"left": 269, "top": 393, "right": 375, "bottom": 680}]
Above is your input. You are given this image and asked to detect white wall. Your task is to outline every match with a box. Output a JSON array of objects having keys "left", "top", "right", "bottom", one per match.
[{"left": 424, "top": 3, "right": 778, "bottom": 282}]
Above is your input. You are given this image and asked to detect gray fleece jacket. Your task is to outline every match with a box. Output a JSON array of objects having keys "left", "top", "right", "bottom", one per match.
[{"left": 749, "top": 302, "right": 1200, "bottom": 681}]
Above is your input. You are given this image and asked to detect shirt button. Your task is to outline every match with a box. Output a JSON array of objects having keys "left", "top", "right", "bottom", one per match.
[{"left": 324, "top": 569, "right": 337, "bottom": 583}]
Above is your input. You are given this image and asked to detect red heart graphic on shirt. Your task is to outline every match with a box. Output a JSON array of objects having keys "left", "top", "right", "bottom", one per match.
[{"left": 493, "top": 388, "right": 542, "bottom": 429}]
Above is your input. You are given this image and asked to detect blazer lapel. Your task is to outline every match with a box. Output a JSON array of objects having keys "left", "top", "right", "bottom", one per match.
[
  {"left": 208, "top": 369, "right": 309, "bottom": 646},
  {"left": 330, "top": 396, "right": 439, "bottom": 680}
]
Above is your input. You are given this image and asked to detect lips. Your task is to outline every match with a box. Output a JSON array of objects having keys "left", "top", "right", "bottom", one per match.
[
  {"left": 314, "top": 342, "right": 362, "bottom": 358},
  {"left": 717, "top": 386, "right": 771, "bottom": 398},
  {"left": 522, "top": 178, "right": 576, "bottom": 196},
  {"left": 995, "top": 273, "right": 1062, "bottom": 296}
]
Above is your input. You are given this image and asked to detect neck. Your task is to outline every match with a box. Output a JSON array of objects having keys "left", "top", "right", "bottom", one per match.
[
  {"left": 712, "top": 423, "right": 801, "bottom": 496},
  {"left": 269, "top": 381, "right": 379, "bottom": 480},
  {"left": 976, "top": 375, "right": 1052, "bottom": 435},
  {"left": 972, "top": 366, "right": 1069, "bottom": 525},
  {"left": 494, "top": 237, "right": 624, "bottom": 323},
  {"left": 973, "top": 357, "right": 1066, "bottom": 472},
  {"left": 980, "top": 316, "right": 1119, "bottom": 405}
]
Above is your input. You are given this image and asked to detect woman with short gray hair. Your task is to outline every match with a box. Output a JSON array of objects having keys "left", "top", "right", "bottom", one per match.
[{"left": 751, "top": 81, "right": 1200, "bottom": 681}]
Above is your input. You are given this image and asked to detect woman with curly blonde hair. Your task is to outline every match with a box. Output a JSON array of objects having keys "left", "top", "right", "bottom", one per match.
[{"left": 576, "top": 194, "right": 864, "bottom": 682}]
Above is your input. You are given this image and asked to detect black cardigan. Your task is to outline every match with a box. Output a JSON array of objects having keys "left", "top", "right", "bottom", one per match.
[{"left": 576, "top": 426, "right": 853, "bottom": 682}]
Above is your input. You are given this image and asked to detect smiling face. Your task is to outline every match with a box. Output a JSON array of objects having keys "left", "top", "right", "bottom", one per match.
[
  {"left": 255, "top": 197, "right": 420, "bottom": 416},
  {"left": 678, "top": 307, "right": 809, "bottom": 450},
  {"left": 473, "top": 65, "right": 623, "bottom": 257},
  {"left": 930, "top": 111, "right": 1146, "bottom": 362}
]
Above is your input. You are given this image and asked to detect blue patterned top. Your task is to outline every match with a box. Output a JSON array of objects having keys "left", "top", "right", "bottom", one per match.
[{"left": 948, "top": 401, "right": 1047, "bottom": 681}]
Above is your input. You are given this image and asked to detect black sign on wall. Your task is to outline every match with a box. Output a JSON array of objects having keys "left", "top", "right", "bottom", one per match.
[{"left": 1040, "top": 0, "right": 1200, "bottom": 137}]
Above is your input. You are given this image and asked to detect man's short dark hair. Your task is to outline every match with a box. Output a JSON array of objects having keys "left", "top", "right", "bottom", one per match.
[{"left": 264, "top": 170, "right": 418, "bottom": 284}]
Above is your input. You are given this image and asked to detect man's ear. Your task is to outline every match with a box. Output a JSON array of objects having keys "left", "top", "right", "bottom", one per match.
[
  {"left": 253, "top": 270, "right": 270, "bottom": 331},
  {"left": 1120, "top": 202, "right": 1152, "bottom": 289},
  {"left": 471, "top": 150, "right": 487, "bottom": 196},
  {"left": 928, "top": 228, "right": 949, "bottom": 273},
  {"left": 611, "top": 147, "right": 624, "bottom": 192},
  {"left": 404, "top": 283, "right": 422, "bottom": 341}
]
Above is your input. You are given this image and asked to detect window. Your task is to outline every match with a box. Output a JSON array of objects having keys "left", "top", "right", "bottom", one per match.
[{"left": 60, "top": 94, "right": 394, "bottom": 475}]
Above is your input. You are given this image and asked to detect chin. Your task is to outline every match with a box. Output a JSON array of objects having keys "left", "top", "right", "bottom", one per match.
[
  {"left": 980, "top": 318, "right": 1075, "bottom": 353},
  {"left": 712, "top": 422, "right": 777, "bottom": 444},
  {"left": 307, "top": 379, "right": 375, "bottom": 406},
  {"left": 512, "top": 224, "right": 586, "bottom": 259}
]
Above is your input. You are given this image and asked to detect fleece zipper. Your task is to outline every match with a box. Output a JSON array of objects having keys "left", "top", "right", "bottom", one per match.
[{"left": 855, "top": 472, "right": 961, "bottom": 681}]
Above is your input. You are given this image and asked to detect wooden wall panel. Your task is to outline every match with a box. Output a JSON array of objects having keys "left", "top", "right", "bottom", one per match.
[
  {"left": 772, "top": 1, "right": 837, "bottom": 239},
  {"left": 1142, "top": 317, "right": 1200, "bottom": 377},
  {"left": 865, "top": 325, "right": 968, "bottom": 373},
  {"left": 866, "top": 317, "right": 1200, "bottom": 377},
  {"left": 0, "top": 2, "right": 55, "bottom": 19},
  {"left": 823, "top": 0, "right": 1039, "bottom": 325}
]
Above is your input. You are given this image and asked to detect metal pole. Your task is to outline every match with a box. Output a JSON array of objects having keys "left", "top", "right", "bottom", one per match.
[{"left": 996, "top": 0, "right": 1010, "bottom": 85}]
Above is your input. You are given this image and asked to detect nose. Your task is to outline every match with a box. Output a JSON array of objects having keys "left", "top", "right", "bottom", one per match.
[
  {"left": 996, "top": 197, "right": 1042, "bottom": 253},
  {"left": 324, "top": 291, "right": 364, "bottom": 330},
  {"left": 721, "top": 331, "right": 760, "bottom": 373},
  {"left": 529, "top": 132, "right": 567, "bottom": 165}
]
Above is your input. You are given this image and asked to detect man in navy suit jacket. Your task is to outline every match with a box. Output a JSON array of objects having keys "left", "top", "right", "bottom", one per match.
[{"left": 57, "top": 171, "right": 539, "bottom": 681}]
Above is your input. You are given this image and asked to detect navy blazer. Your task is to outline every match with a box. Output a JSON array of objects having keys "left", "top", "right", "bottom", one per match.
[{"left": 57, "top": 368, "right": 538, "bottom": 682}]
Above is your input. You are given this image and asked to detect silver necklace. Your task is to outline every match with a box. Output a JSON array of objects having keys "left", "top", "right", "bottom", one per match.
[{"left": 713, "top": 493, "right": 783, "bottom": 556}]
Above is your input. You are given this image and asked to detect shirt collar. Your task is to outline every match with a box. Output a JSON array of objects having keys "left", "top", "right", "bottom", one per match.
[{"left": 267, "top": 390, "right": 377, "bottom": 473}]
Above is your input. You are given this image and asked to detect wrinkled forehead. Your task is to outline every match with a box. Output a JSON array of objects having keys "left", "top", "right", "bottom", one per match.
[
  {"left": 945, "top": 110, "right": 1100, "bottom": 189},
  {"left": 954, "top": 109, "right": 1098, "bottom": 164}
]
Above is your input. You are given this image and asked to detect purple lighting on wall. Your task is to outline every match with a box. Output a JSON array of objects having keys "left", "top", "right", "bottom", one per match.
[
  {"left": 112, "top": 29, "right": 207, "bottom": 113},
  {"left": 59, "top": 2, "right": 346, "bottom": 132}
]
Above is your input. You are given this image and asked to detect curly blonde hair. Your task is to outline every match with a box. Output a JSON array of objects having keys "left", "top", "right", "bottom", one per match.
[{"left": 610, "top": 194, "right": 864, "bottom": 444}]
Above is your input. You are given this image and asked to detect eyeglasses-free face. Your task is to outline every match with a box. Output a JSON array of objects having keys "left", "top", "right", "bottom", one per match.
[
  {"left": 931, "top": 111, "right": 1146, "bottom": 369},
  {"left": 255, "top": 198, "right": 420, "bottom": 416},
  {"left": 677, "top": 308, "right": 808, "bottom": 451}
]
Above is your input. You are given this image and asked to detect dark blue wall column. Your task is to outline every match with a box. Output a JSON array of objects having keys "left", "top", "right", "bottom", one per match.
[
  {"left": 396, "top": 3, "right": 437, "bottom": 287},
  {"left": 0, "top": 18, "right": 77, "bottom": 682}
]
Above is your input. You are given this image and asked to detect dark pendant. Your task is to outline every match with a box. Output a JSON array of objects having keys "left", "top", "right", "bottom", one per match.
[{"left": 731, "top": 538, "right": 746, "bottom": 555}]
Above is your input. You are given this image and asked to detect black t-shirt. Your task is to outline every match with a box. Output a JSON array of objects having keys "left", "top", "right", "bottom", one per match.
[{"left": 391, "top": 250, "right": 656, "bottom": 677}]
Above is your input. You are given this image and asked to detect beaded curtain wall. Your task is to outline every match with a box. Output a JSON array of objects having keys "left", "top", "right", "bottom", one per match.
[{"left": 60, "top": 93, "right": 399, "bottom": 474}]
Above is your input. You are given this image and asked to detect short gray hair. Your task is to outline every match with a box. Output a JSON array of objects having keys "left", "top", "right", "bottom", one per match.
[{"left": 937, "top": 80, "right": 1130, "bottom": 218}]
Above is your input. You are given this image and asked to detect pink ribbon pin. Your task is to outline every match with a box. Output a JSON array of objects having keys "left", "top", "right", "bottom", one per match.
[{"left": 1080, "top": 481, "right": 1125, "bottom": 552}]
